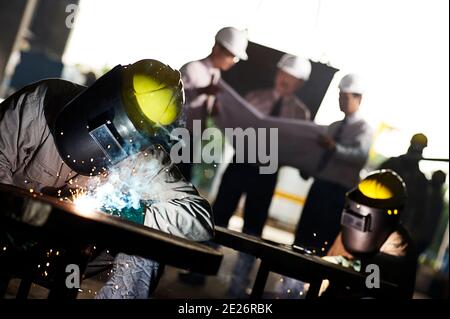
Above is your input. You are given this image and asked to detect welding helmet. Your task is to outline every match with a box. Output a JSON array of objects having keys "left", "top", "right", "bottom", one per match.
[
  {"left": 341, "top": 169, "right": 406, "bottom": 255},
  {"left": 53, "top": 59, "right": 184, "bottom": 175}
]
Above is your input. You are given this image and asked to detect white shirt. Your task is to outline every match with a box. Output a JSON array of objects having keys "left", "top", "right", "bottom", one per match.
[
  {"left": 317, "top": 110, "right": 374, "bottom": 189},
  {"left": 180, "top": 58, "right": 221, "bottom": 131}
]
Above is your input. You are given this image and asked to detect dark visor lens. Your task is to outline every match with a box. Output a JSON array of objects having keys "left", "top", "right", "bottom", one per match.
[{"left": 341, "top": 209, "right": 371, "bottom": 232}]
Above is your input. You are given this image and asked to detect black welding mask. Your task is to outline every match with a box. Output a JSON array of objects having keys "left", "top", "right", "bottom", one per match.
[
  {"left": 52, "top": 59, "right": 184, "bottom": 175},
  {"left": 341, "top": 169, "right": 406, "bottom": 255}
]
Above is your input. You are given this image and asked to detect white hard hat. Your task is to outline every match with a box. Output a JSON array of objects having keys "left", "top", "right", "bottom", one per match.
[
  {"left": 215, "top": 27, "right": 248, "bottom": 61},
  {"left": 277, "top": 54, "right": 312, "bottom": 81},
  {"left": 339, "top": 73, "right": 365, "bottom": 94}
]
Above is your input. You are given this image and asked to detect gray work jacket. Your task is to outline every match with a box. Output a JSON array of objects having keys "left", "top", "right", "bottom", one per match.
[{"left": 0, "top": 79, "right": 214, "bottom": 242}]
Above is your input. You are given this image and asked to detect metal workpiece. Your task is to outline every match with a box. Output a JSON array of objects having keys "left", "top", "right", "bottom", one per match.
[{"left": 0, "top": 184, "right": 222, "bottom": 275}]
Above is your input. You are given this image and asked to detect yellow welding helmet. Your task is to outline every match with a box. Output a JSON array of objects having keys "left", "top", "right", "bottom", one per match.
[
  {"left": 341, "top": 169, "right": 407, "bottom": 254},
  {"left": 53, "top": 59, "right": 184, "bottom": 176},
  {"left": 122, "top": 59, "right": 184, "bottom": 135}
]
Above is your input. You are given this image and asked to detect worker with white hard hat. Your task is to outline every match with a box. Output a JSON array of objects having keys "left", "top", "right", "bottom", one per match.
[
  {"left": 294, "top": 73, "right": 374, "bottom": 255},
  {"left": 338, "top": 73, "right": 365, "bottom": 94},
  {"left": 176, "top": 27, "right": 248, "bottom": 286},
  {"left": 277, "top": 54, "right": 312, "bottom": 80},
  {"left": 238, "top": 53, "right": 311, "bottom": 119},
  {"left": 178, "top": 26, "right": 248, "bottom": 181},
  {"left": 212, "top": 53, "right": 312, "bottom": 297},
  {"left": 214, "top": 53, "right": 312, "bottom": 238},
  {"left": 215, "top": 26, "right": 249, "bottom": 61}
]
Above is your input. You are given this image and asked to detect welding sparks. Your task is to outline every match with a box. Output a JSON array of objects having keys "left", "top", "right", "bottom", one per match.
[
  {"left": 73, "top": 194, "right": 101, "bottom": 212},
  {"left": 70, "top": 188, "right": 87, "bottom": 201},
  {"left": 64, "top": 148, "right": 160, "bottom": 223},
  {"left": 70, "top": 187, "right": 99, "bottom": 212}
]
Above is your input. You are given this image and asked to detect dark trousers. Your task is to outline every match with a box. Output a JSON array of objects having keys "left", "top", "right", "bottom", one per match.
[
  {"left": 294, "top": 178, "right": 350, "bottom": 255},
  {"left": 213, "top": 163, "right": 278, "bottom": 237}
]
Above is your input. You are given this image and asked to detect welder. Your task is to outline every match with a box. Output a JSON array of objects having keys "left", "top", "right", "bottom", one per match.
[
  {"left": 322, "top": 169, "right": 417, "bottom": 298},
  {"left": 0, "top": 59, "right": 214, "bottom": 298}
]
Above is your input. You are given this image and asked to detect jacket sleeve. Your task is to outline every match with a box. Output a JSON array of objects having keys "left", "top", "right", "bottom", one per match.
[
  {"left": 139, "top": 146, "right": 214, "bottom": 242},
  {"left": 180, "top": 62, "right": 207, "bottom": 109},
  {"left": 0, "top": 86, "right": 43, "bottom": 185},
  {"left": 333, "top": 122, "right": 374, "bottom": 166},
  {"left": 0, "top": 80, "right": 84, "bottom": 187}
]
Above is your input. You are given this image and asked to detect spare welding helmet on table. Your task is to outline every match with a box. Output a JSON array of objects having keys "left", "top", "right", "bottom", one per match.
[
  {"left": 52, "top": 59, "right": 184, "bottom": 176},
  {"left": 341, "top": 169, "right": 407, "bottom": 255}
]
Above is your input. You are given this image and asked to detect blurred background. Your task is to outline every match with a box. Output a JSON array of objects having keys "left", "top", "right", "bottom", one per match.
[{"left": 0, "top": 0, "right": 448, "bottom": 299}]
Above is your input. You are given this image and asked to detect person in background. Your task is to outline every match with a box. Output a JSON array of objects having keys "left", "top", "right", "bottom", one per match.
[
  {"left": 176, "top": 27, "right": 248, "bottom": 286},
  {"left": 321, "top": 170, "right": 417, "bottom": 299},
  {"left": 178, "top": 26, "right": 248, "bottom": 181},
  {"left": 294, "top": 73, "right": 374, "bottom": 255},
  {"left": 214, "top": 53, "right": 312, "bottom": 237},
  {"left": 243, "top": 54, "right": 311, "bottom": 120},
  {"left": 84, "top": 71, "right": 97, "bottom": 86},
  {"left": 277, "top": 170, "right": 417, "bottom": 299},
  {"left": 213, "top": 54, "right": 312, "bottom": 297},
  {"left": 378, "top": 133, "right": 429, "bottom": 255}
]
